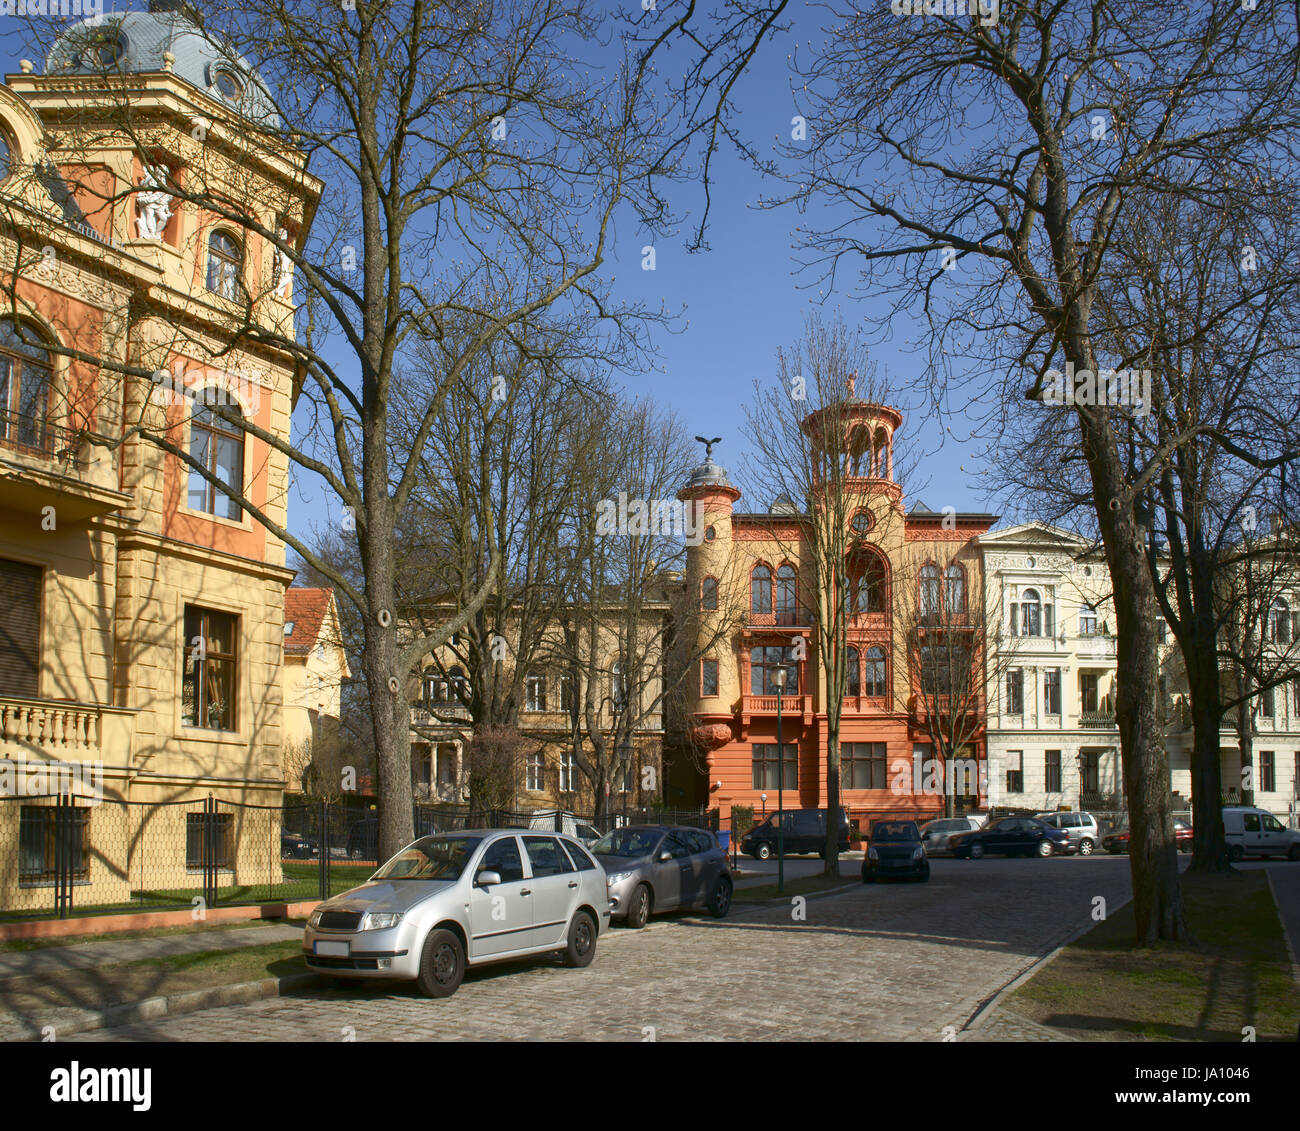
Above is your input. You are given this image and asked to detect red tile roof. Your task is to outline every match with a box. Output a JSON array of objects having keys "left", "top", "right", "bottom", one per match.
[{"left": 284, "top": 587, "right": 334, "bottom": 655}]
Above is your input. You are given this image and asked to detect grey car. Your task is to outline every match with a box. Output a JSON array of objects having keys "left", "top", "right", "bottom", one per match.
[
  {"left": 302, "top": 829, "right": 611, "bottom": 997},
  {"left": 1035, "top": 811, "right": 1102, "bottom": 855},
  {"left": 593, "top": 824, "right": 733, "bottom": 928},
  {"left": 918, "top": 816, "right": 983, "bottom": 856}
]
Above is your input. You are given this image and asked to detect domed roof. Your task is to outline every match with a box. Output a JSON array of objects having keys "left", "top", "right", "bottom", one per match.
[{"left": 46, "top": 3, "right": 281, "bottom": 129}]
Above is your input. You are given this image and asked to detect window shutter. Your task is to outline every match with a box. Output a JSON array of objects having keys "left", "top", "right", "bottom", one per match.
[{"left": 0, "top": 558, "right": 41, "bottom": 697}]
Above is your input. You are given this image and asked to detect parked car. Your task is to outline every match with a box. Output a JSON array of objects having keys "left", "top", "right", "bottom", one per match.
[
  {"left": 281, "top": 831, "right": 318, "bottom": 859},
  {"left": 591, "top": 825, "right": 732, "bottom": 928},
  {"left": 863, "top": 819, "right": 929, "bottom": 882},
  {"left": 1035, "top": 811, "right": 1102, "bottom": 856},
  {"left": 950, "top": 816, "right": 1069, "bottom": 858},
  {"left": 919, "top": 816, "right": 983, "bottom": 856},
  {"left": 303, "top": 829, "right": 609, "bottom": 997},
  {"left": 345, "top": 818, "right": 379, "bottom": 860},
  {"left": 1222, "top": 806, "right": 1300, "bottom": 861},
  {"left": 527, "top": 810, "right": 604, "bottom": 846},
  {"left": 1103, "top": 819, "right": 1193, "bottom": 855},
  {"left": 739, "top": 807, "right": 851, "bottom": 860}
]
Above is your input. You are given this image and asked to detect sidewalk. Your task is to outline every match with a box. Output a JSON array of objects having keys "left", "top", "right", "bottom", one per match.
[{"left": 0, "top": 922, "right": 309, "bottom": 1041}]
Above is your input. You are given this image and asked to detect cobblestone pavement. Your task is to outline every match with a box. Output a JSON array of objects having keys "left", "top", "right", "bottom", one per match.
[{"left": 73, "top": 856, "right": 1132, "bottom": 1042}]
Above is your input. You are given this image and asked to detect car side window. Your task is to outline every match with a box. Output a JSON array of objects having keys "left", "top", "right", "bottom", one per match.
[
  {"left": 1244, "top": 814, "right": 1260, "bottom": 832},
  {"left": 480, "top": 836, "right": 525, "bottom": 883},
  {"left": 664, "top": 834, "right": 691, "bottom": 859},
  {"left": 559, "top": 839, "right": 597, "bottom": 871},
  {"left": 522, "top": 835, "right": 574, "bottom": 877},
  {"left": 1263, "top": 815, "right": 1284, "bottom": 832}
]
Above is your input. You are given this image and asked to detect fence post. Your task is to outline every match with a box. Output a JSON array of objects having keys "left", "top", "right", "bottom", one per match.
[
  {"left": 205, "top": 794, "right": 217, "bottom": 911},
  {"left": 55, "top": 790, "right": 71, "bottom": 920},
  {"left": 319, "top": 798, "right": 329, "bottom": 902}
]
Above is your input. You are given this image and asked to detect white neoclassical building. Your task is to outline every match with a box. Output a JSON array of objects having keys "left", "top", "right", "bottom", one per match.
[{"left": 980, "top": 523, "right": 1128, "bottom": 815}]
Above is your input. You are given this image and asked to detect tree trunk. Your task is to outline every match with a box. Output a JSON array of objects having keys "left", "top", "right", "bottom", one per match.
[
  {"left": 1186, "top": 662, "right": 1229, "bottom": 872},
  {"left": 823, "top": 729, "right": 842, "bottom": 876}
]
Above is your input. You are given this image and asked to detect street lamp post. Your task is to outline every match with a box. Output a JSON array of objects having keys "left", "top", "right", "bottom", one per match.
[{"left": 773, "top": 667, "right": 787, "bottom": 895}]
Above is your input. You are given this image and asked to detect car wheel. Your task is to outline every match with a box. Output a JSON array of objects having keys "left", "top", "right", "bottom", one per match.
[
  {"left": 861, "top": 865, "right": 875, "bottom": 883},
  {"left": 708, "top": 876, "right": 733, "bottom": 918},
  {"left": 626, "top": 883, "right": 651, "bottom": 929},
  {"left": 968, "top": 842, "right": 985, "bottom": 860},
  {"left": 563, "top": 910, "right": 597, "bottom": 967},
  {"left": 756, "top": 843, "right": 772, "bottom": 861},
  {"left": 1078, "top": 838, "right": 1094, "bottom": 856},
  {"left": 1036, "top": 839, "right": 1054, "bottom": 857},
  {"left": 1289, "top": 844, "right": 1300, "bottom": 862},
  {"left": 1228, "top": 845, "right": 1244, "bottom": 863},
  {"left": 415, "top": 929, "right": 464, "bottom": 998}
]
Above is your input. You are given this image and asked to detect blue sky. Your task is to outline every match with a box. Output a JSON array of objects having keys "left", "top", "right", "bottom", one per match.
[{"left": 2, "top": 3, "right": 1000, "bottom": 559}]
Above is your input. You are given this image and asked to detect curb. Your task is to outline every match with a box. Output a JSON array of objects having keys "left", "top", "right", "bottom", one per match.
[
  {"left": 728, "top": 880, "right": 862, "bottom": 911},
  {"left": 960, "top": 891, "right": 1134, "bottom": 1038},
  {"left": 0, "top": 971, "right": 327, "bottom": 1042}
]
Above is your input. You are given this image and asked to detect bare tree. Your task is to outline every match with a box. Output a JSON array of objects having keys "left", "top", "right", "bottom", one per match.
[{"left": 762, "top": 3, "right": 1300, "bottom": 939}]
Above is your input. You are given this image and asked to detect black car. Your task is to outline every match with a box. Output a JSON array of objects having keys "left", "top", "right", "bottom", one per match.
[
  {"left": 950, "top": 816, "right": 1070, "bottom": 859},
  {"left": 862, "top": 819, "right": 929, "bottom": 883},
  {"left": 345, "top": 817, "right": 379, "bottom": 860},
  {"left": 281, "top": 831, "right": 318, "bottom": 859},
  {"left": 740, "top": 807, "right": 851, "bottom": 859}
]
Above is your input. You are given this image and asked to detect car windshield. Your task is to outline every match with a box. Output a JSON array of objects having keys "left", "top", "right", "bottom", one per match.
[
  {"left": 591, "top": 828, "right": 662, "bottom": 858},
  {"left": 871, "top": 821, "right": 920, "bottom": 842},
  {"left": 371, "top": 835, "right": 481, "bottom": 881}
]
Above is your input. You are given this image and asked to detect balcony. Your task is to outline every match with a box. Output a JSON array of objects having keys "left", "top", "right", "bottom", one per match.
[
  {"left": 0, "top": 694, "right": 135, "bottom": 768},
  {"left": 739, "top": 693, "right": 811, "bottom": 737},
  {"left": 1075, "top": 633, "right": 1117, "bottom": 660},
  {"left": 410, "top": 702, "right": 472, "bottom": 728},
  {"left": 1078, "top": 709, "right": 1117, "bottom": 728},
  {"left": 745, "top": 608, "right": 813, "bottom": 629},
  {"left": 0, "top": 411, "right": 131, "bottom": 520},
  {"left": 841, "top": 694, "right": 891, "bottom": 714}
]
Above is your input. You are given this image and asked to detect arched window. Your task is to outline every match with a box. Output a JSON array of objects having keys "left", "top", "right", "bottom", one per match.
[
  {"left": 1270, "top": 598, "right": 1291, "bottom": 644},
  {"left": 700, "top": 576, "right": 718, "bottom": 611},
  {"left": 850, "top": 552, "right": 887, "bottom": 613},
  {"left": 776, "top": 564, "right": 797, "bottom": 623},
  {"left": 0, "top": 127, "right": 12, "bottom": 181},
  {"left": 187, "top": 394, "right": 244, "bottom": 520},
  {"left": 864, "top": 645, "right": 887, "bottom": 697},
  {"left": 750, "top": 564, "right": 772, "bottom": 614},
  {"left": 448, "top": 666, "right": 468, "bottom": 702},
  {"left": 944, "top": 564, "right": 966, "bottom": 615},
  {"left": 845, "top": 646, "right": 859, "bottom": 697},
  {"left": 0, "top": 320, "right": 53, "bottom": 453},
  {"left": 1017, "top": 589, "right": 1042, "bottom": 637},
  {"left": 206, "top": 230, "right": 244, "bottom": 301},
  {"left": 919, "top": 562, "right": 941, "bottom": 622}
]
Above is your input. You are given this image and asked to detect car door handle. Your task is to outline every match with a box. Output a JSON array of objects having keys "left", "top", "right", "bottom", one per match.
[{"left": 521, "top": 888, "right": 531, "bottom": 896}]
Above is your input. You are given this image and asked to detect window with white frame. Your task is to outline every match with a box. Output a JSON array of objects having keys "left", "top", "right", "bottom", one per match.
[
  {"left": 525, "top": 750, "right": 543, "bottom": 792},
  {"left": 525, "top": 673, "right": 546, "bottom": 712},
  {"left": 558, "top": 750, "right": 576, "bottom": 793},
  {"left": 1079, "top": 604, "right": 1098, "bottom": 635},
  {"left": 1005, "top": 750, "right": 1024, "bottom": 794}
]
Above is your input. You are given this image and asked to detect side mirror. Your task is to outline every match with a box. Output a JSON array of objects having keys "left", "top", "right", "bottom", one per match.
[
  {"left": 658, "top": 850, "right": 672, "bottom": 862},
  {"left": 476, "top": 869, "right": 502, "bottom": 887}
]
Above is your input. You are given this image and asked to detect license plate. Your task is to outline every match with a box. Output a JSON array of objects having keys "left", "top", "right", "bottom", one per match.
[{"left": 314, "top": 940, "right": 349, "bottom": 957}]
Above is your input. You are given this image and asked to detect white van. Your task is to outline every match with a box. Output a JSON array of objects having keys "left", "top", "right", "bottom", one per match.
[{"left": 1222, "top": 806, "right": 1300, "bottom": 861}]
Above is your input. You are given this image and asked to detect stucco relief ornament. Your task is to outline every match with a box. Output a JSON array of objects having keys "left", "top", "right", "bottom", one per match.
[
  {"left": 135, "top": 166, "right": 173, "bottom": 240},
  {"left": 689, "top": 723, "right": 733, "bottom": 751},
  {"left": 272, "top": 228, "right": 294, "bottom": 298}
]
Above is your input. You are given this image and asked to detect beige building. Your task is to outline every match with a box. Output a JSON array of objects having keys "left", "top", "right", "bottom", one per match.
[
  {"left": 281, "top": 587, "right": 350, "bottom": 792},
  {"left": 0, "top": 7, "right": 319, "bottom": 913}
]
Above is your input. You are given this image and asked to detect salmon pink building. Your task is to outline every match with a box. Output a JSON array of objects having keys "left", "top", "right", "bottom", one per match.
[{"left": 677, "top": 392, "right": 997, "bottom": 832}]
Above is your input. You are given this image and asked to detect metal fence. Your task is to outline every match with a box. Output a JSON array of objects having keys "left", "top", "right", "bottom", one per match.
[{"left": 0, "top": 794, "right": 717, "bottom": 923}]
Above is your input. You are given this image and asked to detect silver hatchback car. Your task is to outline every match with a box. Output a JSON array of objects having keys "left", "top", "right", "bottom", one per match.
[
  {"left": 1035, "top": 811, "right": 1102, "bottom": 855},
  {"left": 302, "top": 829, "right": 611, "bottom": 997},
  {"left": 593, "top": 824, "right": 733, "bottom": 928}
]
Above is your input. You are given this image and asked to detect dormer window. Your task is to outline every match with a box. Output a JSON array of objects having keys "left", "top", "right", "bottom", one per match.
[{"left": 212, "top": 68, "right": 244, "bottom": 100}]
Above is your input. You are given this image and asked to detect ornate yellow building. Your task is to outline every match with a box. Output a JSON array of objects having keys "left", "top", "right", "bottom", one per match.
[{"left": 0, "top": 4, "right": 319, "bottom": 913}]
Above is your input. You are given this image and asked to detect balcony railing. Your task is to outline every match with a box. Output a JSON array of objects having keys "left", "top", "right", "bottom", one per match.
[
  {"left": 745, "top": 607, "right": 813, "bottom": 628},
  {"left": 0, "top": 410, "right": 85, "bottom": 466},
  {"left": 0, "top": 696, "right": 101, "bottom": 751},
  {"left": 1078, "top": 709, "right": 1117, "bottom": 728},
  {"left": 742, "top": 694, "right": 810, "bottom": 716},
  {"left": 410, "top": 702, "right": 472, "bottom": 727}
]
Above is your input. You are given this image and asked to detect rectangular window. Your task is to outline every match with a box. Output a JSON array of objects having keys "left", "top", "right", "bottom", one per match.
[
  {"left": 841, "top": 742, "right": 888, "bottom": 790},
  {"left": 1262, "top": 685, "right": 1276, "bottom": 718},
  {"left": 1080, "top": 750, "right": 1101, "bottom": 794},
  {"left": 1079, "top": 673, "right": 1099, "bottom": 714},
  {"left": 525, "top": 751, "right": 543, "bottom": 792},
  {"left": 19, "top": 805, "right": 88, "bottom": 883},
  {"left": 186, "top": 406, "right": 243, "bottom": 520},
  {"left": 751, "top": 743, "right": 796, "bottom": 790},
  {"left": 1005, "top": 750, "right": 1023, "bottom": 794},
  {"left": 701, "top": 658, "right": 719, "bottom": 697},
  {"left": 1043, "top": 669, "right": 1061, "bottom": 715},
  {"left": 181, "top": 605, "right": 238, "bottom": 731},
  {"left": 525, "top": 674, "right": 546, "bottom": 712},
  {"left": 185, "top": 811, "right": 233, "bottom": 871},
  {"left": 1078, "top": 605, "right": 1097, "bottom": 635},
  {"left": 0, "top": 556, "right": 42, "bottom": 698},
  {"left": 1260, "top": 750, "right": 1276, "bottom": 793},
  {"left": 1005, "top": 669, "right": 1023, "bottom": 715},
  {"left": 557, "top": 674, "right": 574, "bottom": 713},
  {"left": 1045, "top": 749, "right": 1062, "bottom": 793},
  {"left": 558, "top": 751, "right": 576, "bottom": 793},
  {"left": 750, "top": 645, "right": 799, "bottom": 696}
]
